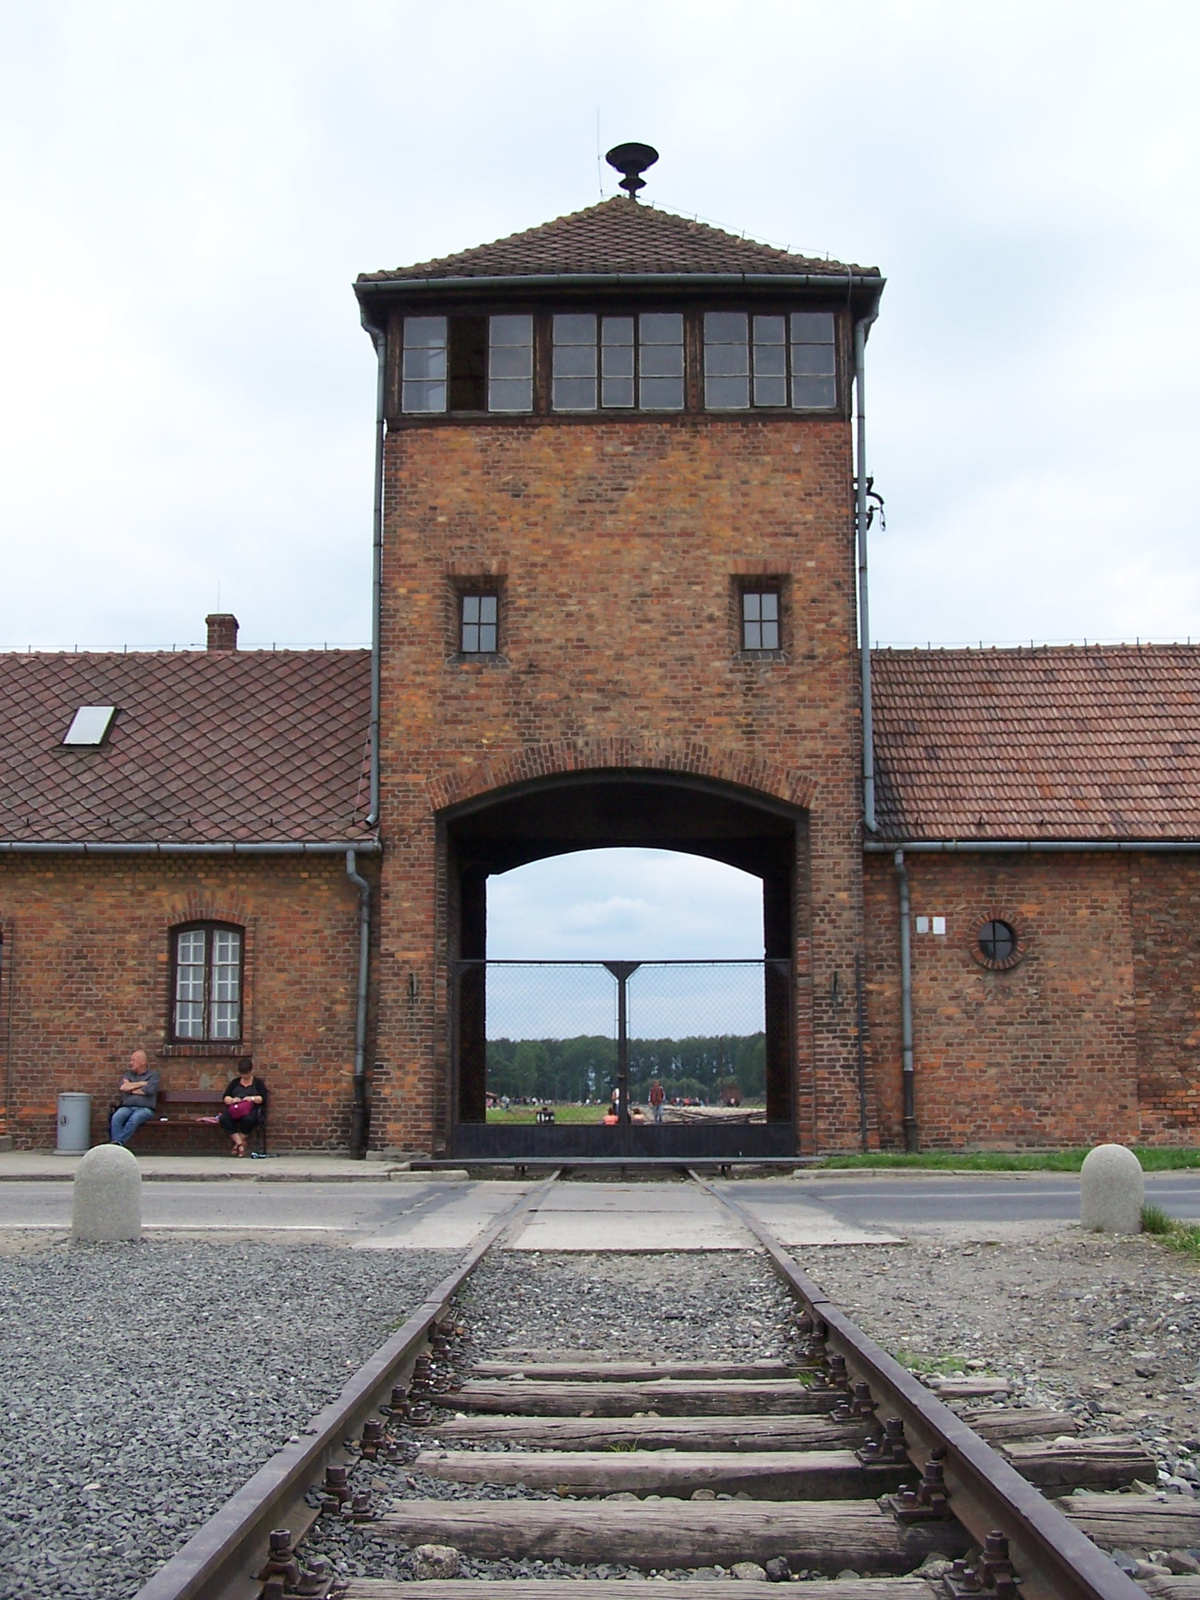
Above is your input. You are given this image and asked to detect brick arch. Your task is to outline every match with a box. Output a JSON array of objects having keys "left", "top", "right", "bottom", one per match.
[
  {"left": 428, "top": 737, "right": 815, "bottom": 815},
  {"left": 170, "top": 893, "right": 252, "bottom": 929}
]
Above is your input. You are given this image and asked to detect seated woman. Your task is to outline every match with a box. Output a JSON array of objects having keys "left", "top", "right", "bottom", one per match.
[{"left": 219, "top": 1057, "right": 267, "bottom": 1156}]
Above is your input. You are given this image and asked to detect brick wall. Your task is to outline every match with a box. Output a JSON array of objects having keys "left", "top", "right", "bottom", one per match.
[
  {"left": 375, "top": 414, "right": 872, "bottom": 1155},
  {"left": 0, "top": 855, "right": 374, "bottom": 1151},
  {"left": 1130, "top": 855, "right": 1200, "bottom": 1141},
  {"left": 863, "top": 851, "right": 1143, "bottom": 1148}
]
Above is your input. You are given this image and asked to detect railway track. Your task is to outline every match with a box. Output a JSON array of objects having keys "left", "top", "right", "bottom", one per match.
[{"left": 133, "top": 1171, "right": 1200, "bottom": 1600}]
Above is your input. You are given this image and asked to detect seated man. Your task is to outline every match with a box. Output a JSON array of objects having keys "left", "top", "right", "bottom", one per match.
[{"left": 110, "top": 1049, "right": 160, "bottom": 1146}]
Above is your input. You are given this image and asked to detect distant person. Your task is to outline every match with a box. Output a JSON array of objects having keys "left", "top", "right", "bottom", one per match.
[
  {"left": 630, "top": 1105, "right": 646, "bottom": 1123},
  {"left": 649, "top": 1080, "right": 665, "bottom": 1123},
  {"left": 219, "top": 1057, "right": 267, "bottom": 1157},
  {"left": 602, "top": 1105, "right": 619, "bottom": 1126},
  {"left": 109, "top": 1049, "right": 160, "bottom": 1145}
]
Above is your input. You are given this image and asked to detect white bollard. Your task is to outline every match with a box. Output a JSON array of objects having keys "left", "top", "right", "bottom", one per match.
[
  {"left": 1080, "top": 1143, "right": 1144, "bottom": 1234},
  {"left": 71, "top": 1143, "right": 142, "bottom": 1241}
]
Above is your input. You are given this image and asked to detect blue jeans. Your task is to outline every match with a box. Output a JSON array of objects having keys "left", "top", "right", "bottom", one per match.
[{"left": 110, "top": 1105, "right": 154, "bottom": 1145}]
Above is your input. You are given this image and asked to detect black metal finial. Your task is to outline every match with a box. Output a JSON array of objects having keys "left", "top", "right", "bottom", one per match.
[{"left": 606, "top": 142, "right": 659, "bottom": 200}]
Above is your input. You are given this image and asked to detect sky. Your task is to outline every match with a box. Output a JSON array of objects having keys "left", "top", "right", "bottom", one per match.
[{"left": 2, "top": 1, "right": 1197, "bottom": 952}]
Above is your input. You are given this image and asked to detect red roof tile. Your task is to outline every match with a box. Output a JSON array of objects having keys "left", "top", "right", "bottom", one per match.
[
  {"left": 871, "top": 645, "right": 1200, "bottom": 841},
  {"left": 0, "top": 649, "right": 372, "bottom": 845},
  {"left": 358, "top": 198, "right": 879, "bottom": 284}
]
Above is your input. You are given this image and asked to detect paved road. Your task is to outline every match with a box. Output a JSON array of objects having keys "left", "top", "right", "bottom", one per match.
[
  {"left": 741, "top": 1172, "right": 1200, "bottom": 1225},
  {"left": 2, "top": 1172, "right": 1197, "bottom": 1247}
]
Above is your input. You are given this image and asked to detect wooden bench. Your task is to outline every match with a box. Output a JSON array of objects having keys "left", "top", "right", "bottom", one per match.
[{"left": 110, "top": 1089, "right": 269, "bottom": 1154}]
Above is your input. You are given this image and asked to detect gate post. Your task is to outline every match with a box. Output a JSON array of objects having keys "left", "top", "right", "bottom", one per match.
[{"left": 604, "top": 961, "right": 640, "bottom": 1151}]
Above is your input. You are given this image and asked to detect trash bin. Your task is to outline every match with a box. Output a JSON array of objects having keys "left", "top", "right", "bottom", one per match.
[{"left": 56, "top": 1093, "right": 92, "bottom": 1154}]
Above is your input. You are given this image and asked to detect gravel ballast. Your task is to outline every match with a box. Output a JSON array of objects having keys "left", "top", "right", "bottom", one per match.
[{"left": 0, "top": 1240, "right": 458, "bottom": 1600}]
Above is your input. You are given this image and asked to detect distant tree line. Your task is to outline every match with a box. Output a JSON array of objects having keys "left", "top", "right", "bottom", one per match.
[{"left": 486, "top": 1033, "right": 766, "bottom": 1103}]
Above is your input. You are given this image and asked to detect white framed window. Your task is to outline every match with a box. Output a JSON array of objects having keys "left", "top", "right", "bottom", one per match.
[
  {"left": 460, "top": 593, "right": 499, "bottom": 654},
  {"left": 704, "top": 310, "right": 837, "bottom": 410},
  {"left": 172, "top": 924, "right": 243, "bottom": 1042},
  {"left": 552, "top": 312, "right": 684, "bottom": 412}
]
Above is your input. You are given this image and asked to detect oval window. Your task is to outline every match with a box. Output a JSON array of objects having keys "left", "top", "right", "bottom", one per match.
[{"left": 977, "top": 919, "right": 1016, "bottom": 963}]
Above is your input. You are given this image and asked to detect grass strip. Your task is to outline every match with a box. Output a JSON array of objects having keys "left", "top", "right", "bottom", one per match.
[
  {"left": 815, "top": 1147, "right": 1200, "bottom": 1172},
  {"left": 1141, "top": 1203, "right": 1200, "bottom": 1261}
]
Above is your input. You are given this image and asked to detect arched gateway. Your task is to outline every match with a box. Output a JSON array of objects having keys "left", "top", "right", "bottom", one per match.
[{"left": 356, "top": 185, "right": 884, "bottom": 1159}]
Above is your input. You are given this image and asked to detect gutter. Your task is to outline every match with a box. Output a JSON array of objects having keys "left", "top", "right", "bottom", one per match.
[
  {"left": 864, "top": 838, "right": 1200, "bottom": 854},
  {"left": 362, "top": 311, "right": 386, "bottom": 829},
  {"left": 0, "top": 840, "right": 383, "bottom": 856},
  {"left": 356, "top": 270, "right": 886, "bottom": 305},
  {"left": 345, "top": 849, "right": 373, "bottom": 1159}
]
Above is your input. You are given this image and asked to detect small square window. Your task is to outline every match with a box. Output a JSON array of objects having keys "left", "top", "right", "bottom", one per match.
[
  {"left": 460, "top": 593, "right": 499, "bottom": 654},
  {"left": 741, "top": 589, "right": 780, "bottom": 651}
]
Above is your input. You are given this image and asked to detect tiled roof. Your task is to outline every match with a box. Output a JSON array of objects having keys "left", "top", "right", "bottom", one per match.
[
  {"left": 358, "top": 197, "right": 879, "bottom": 284},
  {"left": 0, "top": 650, "right": 373, "bottom": 845},
  {"left": 871, "top": 645, "right": 1200, "bottom": 841}
]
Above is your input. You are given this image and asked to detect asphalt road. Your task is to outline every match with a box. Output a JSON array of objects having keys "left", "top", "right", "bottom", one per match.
[{"left": 2, "top": 1171, "right": 1197, "bottom": 1240}]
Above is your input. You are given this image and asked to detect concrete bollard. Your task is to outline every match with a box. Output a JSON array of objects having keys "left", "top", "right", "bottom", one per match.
[
  {"left": 71, "top": 1143, "right": 142, "bottom": 1242},
  {"left": 1080, "top": 1143, "right": 1144, "bottom": 1234}
]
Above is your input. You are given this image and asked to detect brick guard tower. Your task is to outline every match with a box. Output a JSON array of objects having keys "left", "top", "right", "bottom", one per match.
[{"left": 355, "top": 175, "right": 884, "bottom": 1158}]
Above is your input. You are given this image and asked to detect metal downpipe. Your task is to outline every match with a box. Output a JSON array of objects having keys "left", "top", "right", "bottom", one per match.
[
  {"left": 854, "top": 313, "right": 879, "bottom": 835},
  {"left": 894, "top": 849, "right": 917, "bottom": 1151},
  {"left": 366, "top": 322, "right": 385, "bottom": 830},
  {"left": 346, "top": 849, "right": 372, "bottom": 1158}
]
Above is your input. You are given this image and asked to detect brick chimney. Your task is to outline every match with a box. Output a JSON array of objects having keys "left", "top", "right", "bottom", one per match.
[{"left": 205, "top": 613, "right": 239, "bottom": 651}]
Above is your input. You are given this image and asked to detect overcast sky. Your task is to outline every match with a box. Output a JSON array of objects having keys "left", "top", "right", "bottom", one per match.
[{"left": 2, "top": 2, "right": 1197, "bottom": 956}]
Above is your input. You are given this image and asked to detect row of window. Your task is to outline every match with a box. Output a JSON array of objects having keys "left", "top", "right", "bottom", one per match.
[
  {"left": 400, "top": 310, "right": 838, "bottom": 416},
  {"left": 453, "top": 586, "right": 782, "bottom": 657}
]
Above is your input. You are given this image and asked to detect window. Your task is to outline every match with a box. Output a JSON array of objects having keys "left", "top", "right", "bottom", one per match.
[
  {"left": 401, "top": 315, "right": 533, "bottom": 414},
  {"left": 704, "top": 310, "right": 837, "bottom": 410},
  {"left": 741, "top": 590, "right": 780, "bottom": 651},
  {"left": 172, "top": 924, "right": 243, "bottom": 1041},
  {"left": 460, "top": 593, "right": 499, "bottom": 654},
  {"left": 552, "top": 313, "right": 684, "bottom": 412},
  {"left": 62, "top": 705, "right": 117, "bottom": 746},
  {"left": 977, "top": 920, "right": 1016, "bottom": 963}
]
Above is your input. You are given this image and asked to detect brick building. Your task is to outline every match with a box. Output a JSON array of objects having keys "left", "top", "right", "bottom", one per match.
[{"left": 2, "top": 185, "right": 1197, "bottom": 1153}]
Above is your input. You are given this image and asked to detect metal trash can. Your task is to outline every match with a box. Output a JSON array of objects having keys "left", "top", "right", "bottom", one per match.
[{"left": 56, "top": 1093, "right": 92, "bottom": 1154}]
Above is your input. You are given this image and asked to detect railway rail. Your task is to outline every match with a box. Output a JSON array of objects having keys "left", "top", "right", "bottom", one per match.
[{"left": 131, "top": 1170, "right": 1199, "bottom": 1600}]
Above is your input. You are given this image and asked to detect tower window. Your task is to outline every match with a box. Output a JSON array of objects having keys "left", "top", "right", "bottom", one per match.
[
  {"left": 741, "top": 589, "right": 781, "bottom": 651},
  {"left": 172, "top": 924, "right": 243, "bottom": 1042},
  {"left": 401, "top": 315, "right": 533, "bottom": 414},
  {"left": 977, "top": 920, "right": 1016, "bottom": 963},
  {"left": 704, "top": 311, "right": 837, "bottom": 410},
  {"left": 460, "top": 593, "right": 499, "bottom": 654},
  {"left": 552, "top": 313, "right": 684, "bottom": 412}
]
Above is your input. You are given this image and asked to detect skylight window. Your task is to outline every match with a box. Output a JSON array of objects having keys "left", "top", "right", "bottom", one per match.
[{"left": 62, "top": 705, "right": 116, "bottom": 746}]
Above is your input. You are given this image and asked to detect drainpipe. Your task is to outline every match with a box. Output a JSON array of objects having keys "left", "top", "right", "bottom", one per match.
[
  {"left": 854, "top": 312, "right": 879, "bottom": 834},
  {"left": 894, "top": 849, "right": 917, "bottom": 1151},
  {"left": 345, "top": 849, "right": 372, "bottom": 1158},
  {"left": 364, "top": 319, "right": 385, "bottom": 830}
]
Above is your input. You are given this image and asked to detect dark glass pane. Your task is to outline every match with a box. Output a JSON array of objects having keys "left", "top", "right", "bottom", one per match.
[
  {"left": 403, "top": 345, "right": 446, "bottom": 381},
  {"left": 791, "top": 374, "right": 837, "bottom": 409},
  {"left": 491, "top": 314, "right": 533, "bottom": 346},
  {"left": 641, "top": 312, "right": 683, "bottom": 344},
  {"left": 753, "top": 315, "right": 786, "bottom": 345},
  {"left": 404, "top": 315, "right": 447, "bottom": 348},
  {"left": 754, "top": 375, "right": 788, "bottom": 407},
  {"left": 554, "top": 344, "right": 597, "bottom": 379},
  {"left": 553, "top": 376, "right": 597, "bottom": 411},
  {"left": 449, "top": 315, "right": 487, "bottom": 411},
  {"left": 753, "top": 343, "right": 787, "bottom": 377},
  {"left": 401, "top": 379, "right": 446, "bottom": 413},
  {"left": 602, "top": 376, "right": 635, "bottom": 407},
  {"left": 488, "top": 377, "right": 532, "bottom": 412},
  {"left": 601, "top": 344, "right": 634, "bottom": 378},
  {"left": 979, "top": 921, "right": 1016, "bottom": 961},
  {"left": 639, "top": 376, "right": 683, "bottom": 410},
  {"left": 792, "top": 343, "right": 837, "bottom": 376},
  {"left": 705, "top": 344, "right": 749, "bottom": 377},
  {"left": 490, "top": 344, "right": 533, "bottom": 379},
  {"left": 640, "top": 343, "right": 684, "bottom": 378},
  {"left": 553, "top": 313, "right": 596, "bottom": 344},
  {"left": 705, "top": 311, "right": 748, "bottom": 342},
  {"left": 602, "top": 316, "right": 634, "bottom": 346},
  {"left": 705, "top": 374, "right": 750, "bottom": 408},
  {"left": 791, "top": 311, "right": 834, "bottom": 342}
]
